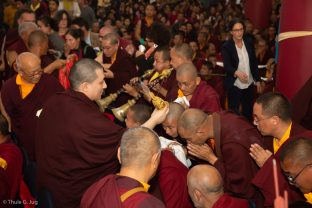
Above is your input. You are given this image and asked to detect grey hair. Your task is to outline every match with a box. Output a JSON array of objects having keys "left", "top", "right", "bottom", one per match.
[
  {"left": 102, "top": 32, "right": 119, "bottom": 45},
  {"left": 18, "top": 22, "right": 38, "bottom": 36}
]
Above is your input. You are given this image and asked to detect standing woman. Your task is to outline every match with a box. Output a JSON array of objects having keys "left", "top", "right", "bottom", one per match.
[
  {"left": 64, "top": 28, "right": 96, "bottom": 59},
  {"left": 54, "top": 10, "right": 70, "bottom": 40},
  {"left": 222, "top": 18, "right": 262, "bottom": 120}
]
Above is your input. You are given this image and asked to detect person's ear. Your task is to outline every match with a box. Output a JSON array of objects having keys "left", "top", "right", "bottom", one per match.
[
  {"left": 117, "top": 146, "right": 121, "bottom": 164},
  {"left": 194, "top": 188, "right": 202, "bottom": 203},
  {"left": 79, "top": 82, "right": 89, "bottom": 93},
  {"left": 271, "top": 115, "right": 279, "bottom": 126},
  {"left": 195, "top": 76, "right": 201, "bottom": 85},
  {"left": 151, "top": 151, "right": 161, "bottom": 170}
]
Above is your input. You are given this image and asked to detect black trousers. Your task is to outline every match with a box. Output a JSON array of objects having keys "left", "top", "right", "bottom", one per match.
[{"left": 227, "top": 84, "right": 254, "bottom": 120}]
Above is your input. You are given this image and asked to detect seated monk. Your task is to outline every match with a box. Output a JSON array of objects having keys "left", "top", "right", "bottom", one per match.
[
  {"left": 187, "top": 164, "right": 249, "bottom": 208},
  {"left": 81, "top": 127, "right": 166, "bottom": 208},
  {"left": 95, "top": 32, "right": 138, "bottom": 106},
  {"left": 175, "top": 63, "right": 222, "bottom": 113},
  {"left": 178, "top": 109, "right": 264, "bottom": 206},
  {"left": 124, "top": 46, "right": 178, "bottom": 102}
]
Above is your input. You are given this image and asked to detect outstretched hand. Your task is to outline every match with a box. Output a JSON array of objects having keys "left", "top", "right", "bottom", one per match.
[{"left": 249, "top": 143, "right": 272, "bottom": 167}]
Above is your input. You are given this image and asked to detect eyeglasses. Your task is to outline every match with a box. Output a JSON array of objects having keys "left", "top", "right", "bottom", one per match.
[
  {"left": 232, "top": 28, "right": 244, "bottom": 33},
  {"left": 20, "top": 67, "right": 43, "bottom": 78},
  {"left": 286, "top": 163, "right": 312, "bottom": 185},
  {"left": 253, "top": 116, "right": 273, "bottom": 125}
]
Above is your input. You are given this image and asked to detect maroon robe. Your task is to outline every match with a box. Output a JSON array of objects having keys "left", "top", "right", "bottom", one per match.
[
  {"left": 189, "top": 80, "right": 222, "bottom": 113},
  {"left": 1, "top": 74, "right": 63, "bottom": 160},
  {"left": 213, "top": 111, "right": 263, "bottom": 206},
  {"left": 81, "top": 174, "right": 165, "bottom": 208},
  {"left": 0, "top": 142, "right": 23, "bottom": 201},
  {"left": 36, "top": 90, "right": 125, "bottom": 208},
  {"left": 157, "top": 150, "right": 193, "bottom": 208},
  {"left": 212, "top": 194, "right": 249, "bottom": 208},
  {"left": 4, "top": 37, "right": 28, "bottom": 78},
  {"left": 6, "top": 37, "right": 28, "bottom": 55},
  {"left": 0, "top": 168, "right": 10, "bottom": 204},
  {"left": 252, "top": 123, "right": 312, "bottom": 207},
  {"left": 150, "top": 70, "right": 178, "bottom": 102},
  {"left": 102, "top": 48, "right": 138, "bottom": 106}
]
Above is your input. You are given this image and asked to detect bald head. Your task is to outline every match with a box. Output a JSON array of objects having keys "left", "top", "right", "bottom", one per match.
[
  {"left": 99, "top": 25, "right": 118, "bottom": 37},
  {"left": 16, "top": 52, "right": 41, "bottom": 71},
  {"left": 120, "top": 127, "right": 161, "bottom": 169},
  {"left": 280, "top": 138, "right": 312, "bottom": 167},
  {"left": 162, "top": 102, "right": 185, "bottom": 138},
  {"left": 188, "top": 165, "right": 224, "bottom": 195},
  {"left": 16, "top": 52, "right": 42, "bottom": 83},
  {"left": 28, "top": 30, "right": 48, "bottom": 48},
  {"left": 170, "top": 43, "right": 193, "bottom": 69},
  {"left": 178, "top": 108, "right": 207, "bottom": 133},
  {"left": 176, "top": 62, "right": 198, "bottom": 79},
  {"left": 174, "top": 43, "right": 193, "bottom": 61},
  {"left": 166, "top": 102, "right": 185, "bottom": 121}
]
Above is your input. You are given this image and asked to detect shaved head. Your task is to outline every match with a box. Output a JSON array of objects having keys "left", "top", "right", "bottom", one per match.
[
  {"left": 187, "top": 165, "right": 224, "bottom": 208},
  {"left": 120, "top": 127, "right": 161, "bottom": 168},
  {"left": 173, "top": 43, "right": 193, "bottom": 61},
  {"left": 176, "top": 63, "right": 198, "bottom": 79},
  {"left": 280, "top": 138, "right": 312, "bottom": 167},
  {"left": 178, "top": 108, "right": 207, "bottom": 133},
  {"left": 99, "top": 25, "right": 118, "bottom": 36},
  {"left": 188, "top": 165, "right": 224, "bottom": 194},
  {"left": 162, "top": 102, "right": 185, "bottom": 138},
  {"left": 166, "top": 102, "right": 185, "bottom": 121},
  {"left": 16, "top": 52, "right": 41, "bottom": 71},
  {"left": 16, "top": 52, "right": 42, "bottom": 83},
  {"left": 170, "top": 43, "right": 193, "bottom": 69},
  {"left": 28, "top": 30, "right": 48, "bottom": 48}
]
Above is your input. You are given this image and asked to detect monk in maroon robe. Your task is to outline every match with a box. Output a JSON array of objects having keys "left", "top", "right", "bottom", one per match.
[
  {"left": 250, "top": 92, "right": 312, "bottom": 206},
  {"left": 36, "top": 59, "right": 126, "bottom": 208},
  {"left": 123, "top": 46, "right": 178, "bottom": 104},
  {"left": 157, "top": 150, "right": 193, "bottom": 208},
  {"left": 212, "top": 194, "right": 249, "bottom": 208},
  {"left": 1, "top": 53, "right": 63, "bottom": 160},
  {"left": 252, "top": 124, "right": 312, "bottom": 206},
  {"left": 176, "top": 63, "right": 222, "bottom": 113},
  {"left": 188, "top": 164, "right": 248, "bottom": 208},
  {"left": 179, "top": 109, "right": 264, "bottom": 206},
  {"left": 37, "top": 59, "right": 168, "bottom": 208},
  {"left": 96, "top": 33, "right": 138, "bottom": 107},
  {"left": 81, "top": 127, "right": 166, "bottom": 208}
]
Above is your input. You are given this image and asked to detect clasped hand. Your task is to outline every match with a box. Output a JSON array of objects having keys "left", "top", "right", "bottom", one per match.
[
  {"left": 187, "top": 142, "right": 218, "bottom": 164},
  {"left": 249, "top": 143, "right": 272, "bottom": 167}
]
